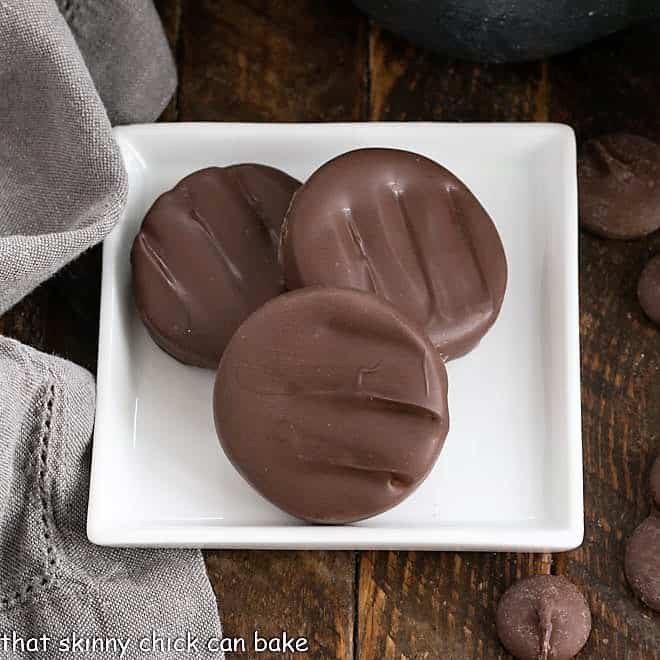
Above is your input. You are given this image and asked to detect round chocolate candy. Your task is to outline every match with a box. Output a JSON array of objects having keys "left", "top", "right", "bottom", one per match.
[
  {"left": 280, "top": 148, "right": 507, "bottom": 360},
  {"left": 638, "top": 254, "right": 660, "bottom": 327},
  {"left": 625, "top": 513, "right": 660, "bottom": 611},
  {"left": 578, "top": 133, "right": 660, "bottom": 239},
  {"left": 213, "top": 287, "right": 449, "bottom": 524},
  {"left": 651, "top": 455, "right": 660, "bottom": 508},
  {"left": 496, "top": 575, "right": 592, "bottom": 660},
  {"left": 131, "top": 165, "right": 299, "bottom": 368}
]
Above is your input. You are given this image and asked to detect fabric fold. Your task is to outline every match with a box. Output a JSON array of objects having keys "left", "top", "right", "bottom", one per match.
[
  {"left": 0, "top": 339, "right": 222, "bottom": 659},
  {"left": 0, "top": 0, "right": 176, "bottom": 316},
  {"left": 58, "top": 0, "right": 177, "bottom": 125}
]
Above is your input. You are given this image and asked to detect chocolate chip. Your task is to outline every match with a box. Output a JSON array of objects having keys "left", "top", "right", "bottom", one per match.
[
  {"left": 496, "top": 574, "right": 591, "bottom": 660},
  {"left": 625, "top": 513, "right": 660, "bottom": 611},
  {"left": 638, "top": 254, "right": 660, "bottom": 327},
  {"left": 578, "top": 133, "right": 660, "bottom": 239}
]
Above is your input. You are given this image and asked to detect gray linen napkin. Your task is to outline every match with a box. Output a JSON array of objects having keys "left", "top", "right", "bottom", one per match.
[{"left": 0, "top": 1, "right": 222, "bottom": 658}]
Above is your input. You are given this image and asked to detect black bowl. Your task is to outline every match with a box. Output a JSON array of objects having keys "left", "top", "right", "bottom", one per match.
[{"left": 353, "top": 0, "right": 659, "bottom": 62}]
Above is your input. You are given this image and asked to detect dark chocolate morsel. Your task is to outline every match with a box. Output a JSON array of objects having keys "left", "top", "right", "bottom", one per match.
[
  {"left": 281, "top": 148, "right": 507, "bottom": 360},
  {"left": 651, "top": 455, "right": 660, "bottom": 508},
  {"left": 625, "top": 513, "right": 660, "bottom": 611},
  {"left": 638, "top": 254, "right": 660, "bottom": 327},
  {"left": 496, "top": 575, "right": 591, "bottom": 660},
  {"left": 578, "top": 134, "right": 660, "bottom": 240},
  {"left": 131, "top": 165, "right": 298, "bottom": 368},
  {"left": 214, "top": 287, "right": 449, "bottom": 524}
]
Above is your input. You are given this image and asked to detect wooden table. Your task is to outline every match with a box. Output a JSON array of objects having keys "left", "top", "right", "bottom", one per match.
[{"left": 2, "top": 2, "right": 658, "bottom": 658}]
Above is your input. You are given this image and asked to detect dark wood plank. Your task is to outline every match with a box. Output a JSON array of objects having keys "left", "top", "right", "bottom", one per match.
[
  {"left": 153, "top": 0, "right": 182, "bottom": 121},
  {"left": 177, "top": 0, "right": 367, "bottom": 122},
  {"left": 549, "top": 22, "right": 660, "bottom": 143},
  {"left": 555, "top": 232, "right": 660, "bottom": 660},
  {"left": 548, "top": 24, "right": 660, "bottom": 659},
  {"left": 0, "top": 247, "right": 102, "bottom": 373},
  {"left": 359, "top": 25, "right": 552, "bottom": 660},
  {"left": 206, "top": 551, "right": 355, "bottom": 659},
  {"left": 367, "top": 24, "right": 549, "bottom": 122},
  {"left": 174, "top": 3, "right": 369, "bottom": 657},
  {"left": 0, "top": 287, "right": 49, "bottom": 353},
  {"left": 360, "top": 551, "right": 552, "bottom": 660}
]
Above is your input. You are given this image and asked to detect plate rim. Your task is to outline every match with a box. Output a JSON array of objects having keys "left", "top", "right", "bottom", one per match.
[{"left": 88, "top": 121, "right": 582, "bottom": 551}]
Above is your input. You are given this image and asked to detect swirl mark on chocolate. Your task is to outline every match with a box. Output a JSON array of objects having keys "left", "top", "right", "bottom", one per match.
[
  {"left": 226, "top": 167, "right": 275, "bottom": 244},
  {"left": 136, "top": 231, "right": 177, "bottom": 291},
  {"left": 179, "top": 183, "right": 248, "bottom": 292},
  {"left": 422, "top": 354, "right": 432, "bottom": 396},
  {"left": 281, "top": 420, "right": 419, "bottom": 488},
  {"left": 344, "top": 207, "right": 382, "bottom": 295},
  {"left": 591, "top": 138, "right": 634, "bottom": 182},
  {"left": 389, "top": 182, "right": 438, "bottom": 323},
  {"left": 233, "top": 365, "right": 441, "bottom": 421},
  {"left": 537, "top": 599, "right": 553, "bottom": 660},
  {"left": 356, "top": 361, "right": 382, "bottom": 389},
  {"left": 300, "top": 462, "right": 415, "bottom": 489},
  {"left": 445, "top": 186, "right": 491, "bottom": 308},
  {"left": 136, "top": 231, "right": 192, "bottom": 331},
  {"left": 274, "top": 401, "right": 437, "bottom": 484}
]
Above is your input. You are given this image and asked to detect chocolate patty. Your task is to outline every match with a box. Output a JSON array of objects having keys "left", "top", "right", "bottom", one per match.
[
  {"left": 578, "top": 133, "right": 660, "bottom": 239},
  {"left": 131, "top": 165, "right": 299, "bottom": 368},
  {"left": 496, "top": 575, "right": 592, "bottom": 660},
  {"left": 651, "top": 455, "right": 660, "bottom": 508},
  {"left": 638, "top": 254, "right": 660, "bottom": 327},
  {"left": 280, "top": 148, "right": 507, "bottom": 360},
  {"left": 625, "top": 513, "right": 660, "bottom": 611},
  {"left": 213, "top": 287, "right": 450, "bottom": 523}
]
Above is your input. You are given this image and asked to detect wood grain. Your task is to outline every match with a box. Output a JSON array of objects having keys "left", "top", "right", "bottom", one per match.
[
  {"left": 367, "top": 24, "right": 549, "bottom": 122},
  {"left": 561, "top": 232, "right": 660, "bottom": 659},
  {"left": 0, "top": 247, "right": 102, "bottom": 373},
  {"left": 549, "top": 22, "right": 660, "bottom": 143},
  {"left": 153, "top": 0, "right": 182, "bottom": 121},
  {"left": 359, "top": 551, "right": 552, "bottom": 660},
  {"left": 549, "top": 24, "right": 660, "bottom": 659},
  {"left": 177, "top": 0, "right": 367, "bottom": 122},
  {"left": 206, "top": 551, "right": 355, "bottom": 659}
]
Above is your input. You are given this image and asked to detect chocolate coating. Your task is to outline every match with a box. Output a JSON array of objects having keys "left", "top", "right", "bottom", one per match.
[
  {"left": 638, "top": 254, "right": 660, "bottom": 327},
  {"left": 131, "top": 165, "right": 299, "bottom": 368},
  {"left": 225, "top": 164, "right": 300, "bottom": 247},
  {"left": 281, "top": 148, "right": 507, "bottom": 360},
  {"left": 625, "top": 513, "right": 660, "bottom": 611},
  {"left": 578, "top": 133, "right": 660, "bottom": 239},
  {"left": 651, "top": 455, "right": 660, "bottom": 508},
  {"left": 496, "top": 575, "right": 592, "bottom": 660},
  {"left": 214, "top": 287, "right": 449, "bottom": 523}
]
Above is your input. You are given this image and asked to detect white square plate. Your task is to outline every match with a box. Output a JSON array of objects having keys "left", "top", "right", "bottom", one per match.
[{"left": 88, "top": 122, "right": 582, "bottom": 550}]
